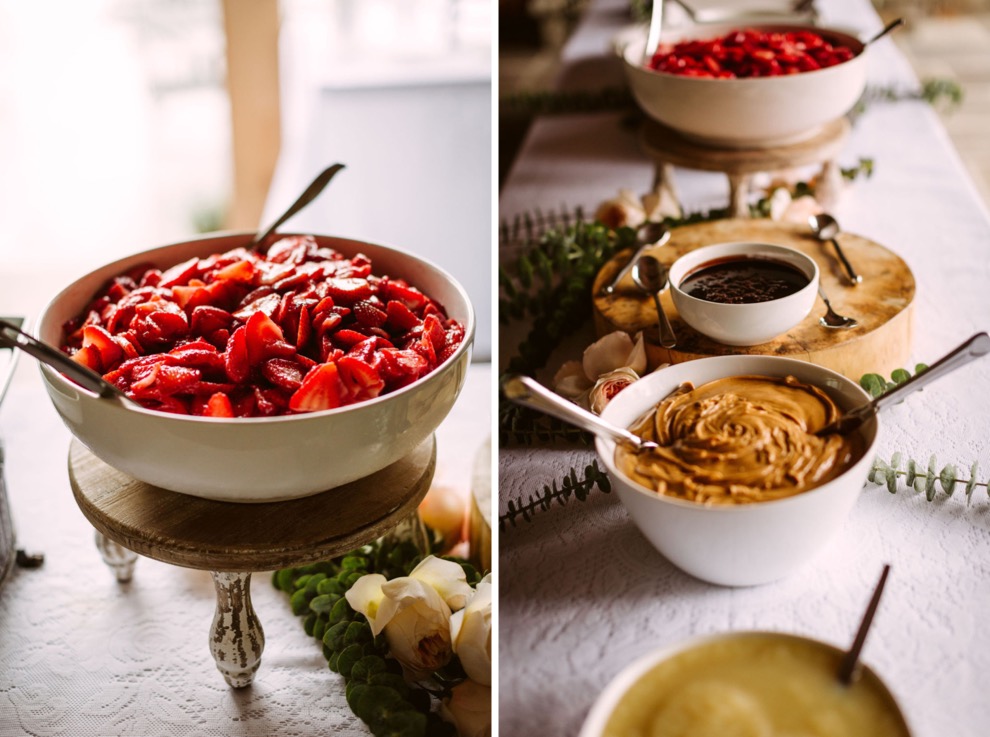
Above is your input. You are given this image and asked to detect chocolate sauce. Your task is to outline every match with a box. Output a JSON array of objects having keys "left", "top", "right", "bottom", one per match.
[{"left": 680, "top": 257, "right": 810, "bottom": 305}]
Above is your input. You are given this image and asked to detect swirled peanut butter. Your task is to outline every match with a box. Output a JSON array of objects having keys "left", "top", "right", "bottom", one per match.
[{"left": 617, "top": 375, "right": 863, "bottom": 505}]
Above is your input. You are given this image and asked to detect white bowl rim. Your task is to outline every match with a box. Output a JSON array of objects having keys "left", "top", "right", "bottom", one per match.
[
  {"left": 579, "top": 629, "right": 909, "bottom": 737},
  {"left": 595, "top": 355, "right": 876, "bottom": 513},
  {"left": 669, "top": 241, "right": 820, "bottom": 309},
  {"left": 36, "top": 229, "right": 476, "bottom": 424},
  {"left": 622, "top": 22, "right": 867, "bottom": 80}
]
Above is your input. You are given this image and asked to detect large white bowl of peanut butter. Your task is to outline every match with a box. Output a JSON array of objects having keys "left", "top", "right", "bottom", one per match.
[
  {"left": 579, "top": 631, "right": 911, "bottom": 737},
  {"left": 596, "top": 355, "right": 878, "bottom": 586}
]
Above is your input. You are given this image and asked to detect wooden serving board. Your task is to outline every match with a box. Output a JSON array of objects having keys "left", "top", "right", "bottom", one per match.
[{"left": 592, "top": 219, "right": 915, "bottom": 379}]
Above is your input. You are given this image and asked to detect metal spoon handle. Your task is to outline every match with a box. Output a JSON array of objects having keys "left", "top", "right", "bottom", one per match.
[
  {"left": 873, "top": 332, "right": 990, "bottom": 415},
  {"left": 0, "top": 319, "right": 125, "bottom": 399},
  {"left": 250, "top": 163, "right": 346, "bottom": 248},
  {"left": 501, "top": 374, "right": 648, "bottom": 449},
  {"left": 837, "top": 564, "right": 890, "bottom": 685},
  {"left": 864, "top": 18, "right": 904, "bottom": 46},
  {"left": 652, "top": 294, "right": 677, "bottom": 349},
  {"left": 603, "top": 229, "right": 671, "bottom": 296},
  {"left": 643, "top": 0, "right": 665, "bottom": 62},
  {"left": 830, "top": 237, "right": 862, "bottom": 285}
]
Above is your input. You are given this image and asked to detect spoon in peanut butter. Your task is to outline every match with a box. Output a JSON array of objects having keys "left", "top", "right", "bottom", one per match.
[
  {"left": 817, "top": 332, "right": 990, "bottom": 436},
  {"left": 501, "top": 374, "right": 658, "bottom": 452}
]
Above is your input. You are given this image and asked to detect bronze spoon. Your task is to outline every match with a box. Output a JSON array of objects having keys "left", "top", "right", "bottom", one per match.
[
  {"left": 249, "top": 163, "right": 346, "bottom": 249},
  {"left": 837, "top": 564, "right": 890, "bottom": 685}
]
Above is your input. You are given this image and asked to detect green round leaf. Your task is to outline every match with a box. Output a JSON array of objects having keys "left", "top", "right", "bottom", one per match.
[
  {"left": 344, "top": 620, "right": 373, "bottom": 646},
  {"left": 350, "top": 654, "right": 387, "bottom": 683},
  {"left": 329, "top": 596, "right": 355, "bottom": 626},
  {"left": 290, "top": 588, "right": 311, "bottom": 616},
  {"left": 324, "top": 620, "right": 350, "bottom": 652},
  {"left": 337, "top": 643, "right": 365, "bottom": 678},
  {"left": 309, "top": 594, "right": 340, "bottom": 615}
]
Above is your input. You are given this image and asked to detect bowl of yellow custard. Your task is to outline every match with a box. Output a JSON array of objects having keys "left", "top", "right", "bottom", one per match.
[{"left": 579, "top": 631, "right": 911, "bottom": 737}]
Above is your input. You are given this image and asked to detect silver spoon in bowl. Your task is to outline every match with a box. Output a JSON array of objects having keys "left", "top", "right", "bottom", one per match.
[
  {"left": 817, "top": 332, "right": 990, "bottom": 436},
  {"left": 249, "top": 163, "right": 346, "bottom": 249},
  {"left": 501, "top": 374, "right": 658, "bottom": 452},
  {"left": 602, "top": 221, "right": 670, "bottom": 296},
  {"left": 809, "top": 213, "right": 862, "bottom": 286},
  {"left": 817, "top": 286, "right": 858, "bottom": 329},
  {"left": 632, "top": 255, "right": 677, "bottom": 349},
  {"left": 0, "top": 319, "right": 131, "bottom": 403}
]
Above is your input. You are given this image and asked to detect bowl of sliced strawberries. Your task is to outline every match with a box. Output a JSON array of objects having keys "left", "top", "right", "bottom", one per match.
[{"left": 36, "top": 231, "right": 474, "bottom": 502}]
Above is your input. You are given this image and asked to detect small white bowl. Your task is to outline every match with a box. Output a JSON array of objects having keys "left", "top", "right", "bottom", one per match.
[
  {"left": 579, "top": 631, "right": 911, "bottom": 737},
  {"left": 596, "top": 355, "right": 877, "bottom": 587},
  {"left": 669, "top": 242, "right": 819, "bottom": 346},
  {"left": 36, "top": 232, "right": 474, "bottom": 503},
  {"left": 621, "top": 24, "right": 868, "bottom": 148}
]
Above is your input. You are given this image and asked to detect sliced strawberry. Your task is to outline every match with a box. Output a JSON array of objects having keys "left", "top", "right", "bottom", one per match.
[
  {"left": 253, "top": 386, "right": 289, "bottom": 416},
  {"left": 214, "top": 259, "right": 256, "bottom": 284},
  {"left": 233, "top": 292, "right": 281, "bottom": 322},
  {"left": 172, "top": 285, "right": 211, "bottom": 310},
  {"left": 81, "top": 325, "right": 124, "bottom": 371},
  {"left": 337, "top": 356, "right": 384, "bottom": 400},
  {"left": 245, "top": 310, "right": 295, "bottom": 366},
  {"left": 70, "top": 344, "right": 102, "bottom": 371},
  {"left": 325, "top": 278, "right": 373, "bottom": 305},
  {"left": 296, "top": 303, "right": 312, "bottom": 350},
  {"left": 190, "top": 306, "right": 234, "bottom": 336},
  {"left": 385, "top": 300, "right": 421, "bottom": 331},
  {"left": 354, "top": 300, "right": 387, "bottom": 329},
  {"left": 225, "top": 325, "right": 250, "bottom": 382},
  {"left": 377, "top": 348, "right": 428, "bottom": 389},
  {"left": 261, "top": 358, "right": 305, "bottom": 391},
  {"left": 204, "top": 392, "right": 235, "bottom": 417},
  {"left": 158, "top": 257, "right": 200, "bottom": 288},
  {"left": 331, "top": 329, "right": 367, "bottom": 349},
  {"left": 289, "top": 362, "right": 347, "bottom": 412},
  {"left": 381, "top": 278, "right": 428, "bottom": 310},
  {"left": 422, "top": 314, "right": 446, "bottom": 355}
]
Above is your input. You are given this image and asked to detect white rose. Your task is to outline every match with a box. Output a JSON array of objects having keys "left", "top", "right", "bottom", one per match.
[
  {"left": 450, "top": 576, "right": 492, "bottom": 686},
  {"left": 582, "top": 330, "right": 646, "bottom": 380},
  {"left": 440, "top": 678, "right": 491, "bottom": 737}
]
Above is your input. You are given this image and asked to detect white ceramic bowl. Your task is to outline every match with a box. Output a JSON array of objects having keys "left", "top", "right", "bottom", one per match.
[
  {"left": 596, "top": 355, "right": 877, "bottom": 586},
  {"left": 621, "top": 24, "right": 868, "bottom": 148},
  {"left": 36, "top": 232, "right": 474, "bottom": 503},
  {"left": 669, "top": 241, "right": 819, "bottom": 346},
  {"left": 579, "top": 631, "right": 911, "bottom": 737}
]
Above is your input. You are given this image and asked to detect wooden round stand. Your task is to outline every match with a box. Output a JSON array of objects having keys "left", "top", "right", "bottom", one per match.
[
  {"left": 592, "top": 219, "right": 916, "bottom": 379},
  {"left": 68, "top": 436, "right": 436, "bottom": 688},
  {"left": 639, "top": 118, "right": 851, "bottom": 217}
]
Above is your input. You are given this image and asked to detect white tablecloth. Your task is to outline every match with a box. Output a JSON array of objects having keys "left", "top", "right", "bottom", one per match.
[{"left": 498, "top": 2, "right": 990, "bottom": 736}]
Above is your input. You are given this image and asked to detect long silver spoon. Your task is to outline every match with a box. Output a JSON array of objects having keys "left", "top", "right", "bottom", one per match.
[
  {"left": 0, "top": 319, "right": 130, "bottom": 402},
  {"left": 817, "top": 332, "right": 990, "bottom": 436},
  {"left": 632, "top": 255, "right": 677, "bottom": 349},
  {"left": 817, "top": 286, "right": 858, "bottom": 329},
  {"left": 249, "top": 163, "right": 346, "bottom": 249},
  {"left": 809, "top": 213, "right": 862, "bottom": 286},
  {"left": 642, "top": 0, "right": 665, "bottom": 64},
  {"left": 602, "top": 222, "right": 670, "bottom": 296},
  {"left": 501, "top": 374, "right": 658, "bottom": 451}
]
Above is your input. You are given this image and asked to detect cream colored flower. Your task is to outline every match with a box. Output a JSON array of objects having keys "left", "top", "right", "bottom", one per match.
[
  {"left": 589, "top": 367, "right": 640, "bottom": 415},
  {"left": 440, "top": 679, "right": 491, "bottom": 737},
  {"left": 594, "top": 188, "right": 646, "bottom": 229},
  {"left": 407, "top": 555, "right": 473, "bottom": 611},
  {"left": 450, "top": 575, "right": 491, "bottom": 686}
]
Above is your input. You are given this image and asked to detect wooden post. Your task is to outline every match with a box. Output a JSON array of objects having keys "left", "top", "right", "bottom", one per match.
[{"left": 222, "top": 0, "right": 282, "bottom": 230}]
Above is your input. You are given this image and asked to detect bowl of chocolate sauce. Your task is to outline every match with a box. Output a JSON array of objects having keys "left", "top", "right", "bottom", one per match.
[{"left": 669, "top": 243, "right": 819, "bottom": 346}]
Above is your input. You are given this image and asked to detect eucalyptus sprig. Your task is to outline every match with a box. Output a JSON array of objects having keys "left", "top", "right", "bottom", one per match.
[
  {"left": 860, "top": 363, "right": 929, "bottom": 398},
  {"left": 869, "top": 452, "right": 987, "bottom": 504},
  {"left": 273, "top": 535, "right": 482, "bottom": 737},
  {"left": 499, "top": 460, "right": 612, "bottom": 531}
]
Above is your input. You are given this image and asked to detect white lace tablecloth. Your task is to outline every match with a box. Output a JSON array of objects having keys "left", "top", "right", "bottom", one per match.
[
  {"left": 0, "top": 358, "right": 490, "bottom": 737},
  {"left": 499, "top": 2, "right": 990, "bottom": 736}
]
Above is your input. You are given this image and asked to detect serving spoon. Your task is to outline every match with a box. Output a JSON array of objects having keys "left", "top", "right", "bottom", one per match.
[
  {"left": 632, "top": 255, "right": 677, "bottom": 349},
  {"left": 602, "top": 222, "right": 670, "bottom": 296},
  {"left": 837, "top": 564, "right": 890, "bottom": 685},
  {"left": 817, "top": 332, "right": 990, "bottom": 436},
  {"left": 0, "top": 319, "right": 130, "bottom": 402},
  {"left": 809, "top": 213, "right": 862, "bottom": 286},
  {"left": 249, "top": 163, "right": 346, "bottom": 249},
  {"left": 501, "top": 374, "right": 658, "bottom": 452},
  {"left": 864, "top": 18, "right": 905, "bottom": 46}
]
